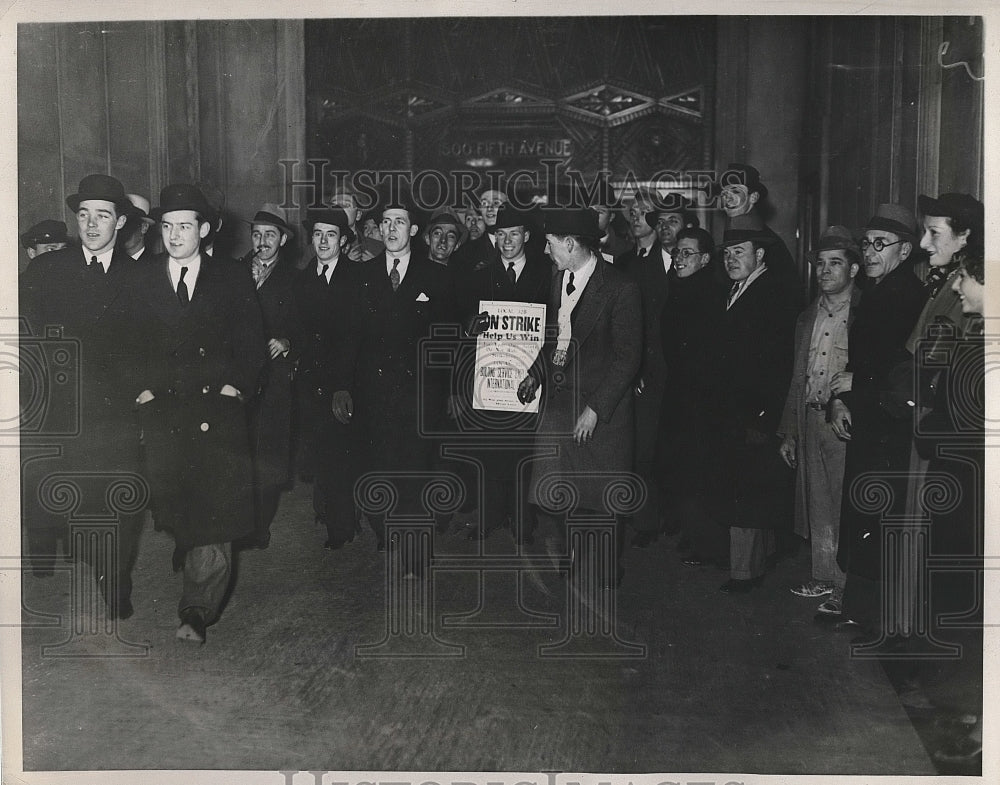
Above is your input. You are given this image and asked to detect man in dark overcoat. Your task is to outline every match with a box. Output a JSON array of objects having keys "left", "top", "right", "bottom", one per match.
[
  {"left": 20, "top": 174, "right": 143, "bottom": 618},
  {"left": 332, "top": 201, "right": 456, "bottom": 567},
  {"left": 122, "top": 184, "right": 266, "bottom": 643},
  {"left": 293, "top": 207, "right": 363, "bottom": 551},
  {"left": 714, "top": 227, "right": 797, "bottom": 593},
  {"left": 242, "top": 204, "right": 302, "bottom": 548},
  {"left": 518, "top": 208, "right": 642, "bottom": 588},
  {"left": 829, "top": 204, "right": 927, "bottom": 632}
]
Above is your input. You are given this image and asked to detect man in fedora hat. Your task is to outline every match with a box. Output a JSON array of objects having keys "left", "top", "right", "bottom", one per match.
[
  {"left": 423, "top": 208, "right": 468, "bottom": 267},
  {"left": 716, "top": 162, "right": 800, "bottom": 303},
  {"left": 828, "top": 203, "right": 925, "bottom": 633},
  {"left": 19, "top": 173, "right": 143, "bottom": 615},
  {"left": 118, "top": 194, "right": 156, "bottom": 261},
  {"left": 630, "top": 196, "right": 701, "bottom": 546},
  {"left": 20, "top": 218, "right": 68, "bottom": 267},
  {"left": 714, "top": 226, "right": 797, "bottom": 593},
  {"left": 293, "top": 206, "right": 363, "bottom": 552},
  {"left": 778, "top": 226, "right": 863, "bottom": 616},
  {"left": 121, "top": 183, "right": 266, "bottom": 644},
  {"left": 518, "top": 208, "right": 642, "bottom": 588},
  {"left": 239, "top": 204, "right": 301, "bottom": 549}
]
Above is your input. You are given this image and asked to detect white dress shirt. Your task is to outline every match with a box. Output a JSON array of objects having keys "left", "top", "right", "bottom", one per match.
[
  {"left": 555, "top": 255, "right": 599, "bottom": 353},
  {"left": 169, "top": 255, "right": 202, "bottom": 298}
]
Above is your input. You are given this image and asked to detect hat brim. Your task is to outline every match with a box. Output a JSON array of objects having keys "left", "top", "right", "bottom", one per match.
[{"left": 716, "top": 234, "right": 777, "bottom": 251}]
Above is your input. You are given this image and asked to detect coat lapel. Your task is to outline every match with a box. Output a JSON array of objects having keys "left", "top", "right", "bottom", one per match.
[{"left": 566, "top": 260, "right": 609, "bottom": 366}]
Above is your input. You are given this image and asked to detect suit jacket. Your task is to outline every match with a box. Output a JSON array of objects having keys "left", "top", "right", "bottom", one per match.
[
  {"left": 120, "top": 254, "right": 267, "bottom": 547},
  {"left": 527, "top": 259, "right": 642, "bottom": 512},
  {"left": 293, "top": 257, "right": 363, "bottom": 399},
  {"left": 613, "top": 239, "right": 660, "bottom": 275},
  {"left": 344, "top": 250, "right": 457, "bottom": 472}
]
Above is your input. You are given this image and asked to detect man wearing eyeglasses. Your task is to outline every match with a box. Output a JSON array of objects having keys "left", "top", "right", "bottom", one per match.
[
  {"left": 824, "top": 204, "right": 926, "bottom": 634},
  {"left": 630, "top": 197, "right": 700, "bottom": 547}
]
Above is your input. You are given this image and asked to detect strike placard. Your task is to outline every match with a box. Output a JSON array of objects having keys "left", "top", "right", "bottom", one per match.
[{"left": 472, "top": 300, "right": 546, "bottom": 412}]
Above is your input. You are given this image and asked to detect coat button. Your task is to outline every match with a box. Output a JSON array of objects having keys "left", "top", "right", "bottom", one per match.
[
  {"left": 167, "top": 388, "right": 176, "bottom": 395},
  {"left": 198, "top": 347, "right": 207, "bottom": 357},
  {"left": 202, "top": 386, "right": 210, "bottom": 394},
  {"left": 200, "top": 422, "right": 210, "bottom": 432}
]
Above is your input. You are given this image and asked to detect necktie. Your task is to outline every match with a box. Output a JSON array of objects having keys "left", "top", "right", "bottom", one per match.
[
  {"left": 637, "top": 247, "right": 647, "bottom": 259},
  {"left": 727, "top": 281, "right": 740, "bottom": 307},
  {"left": 390, "top": 259, "right": 401, "bottom": 292},
  {"left": 318, "top": 263, "right": 328, "bottom": 281},
  {"left": 566, "top": 271, "right": 576, "bottom": 295},
  {"left": 506, "top": 262, "right": 517, "bottom": 285},
  {"left": 177, "top": 266, "right": 190, "bottom": 305},
  {"left": 89, "top": 255, "right": 103, "bottom": 275}
]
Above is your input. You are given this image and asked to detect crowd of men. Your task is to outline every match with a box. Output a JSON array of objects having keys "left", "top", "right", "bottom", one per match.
[{"left": 18, "top": 165, "right": 984, "bottom": 687}]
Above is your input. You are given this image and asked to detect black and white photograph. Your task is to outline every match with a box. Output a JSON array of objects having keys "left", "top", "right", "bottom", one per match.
[{"left": 2, "top": 1, "right": 995, "bottom": 783}]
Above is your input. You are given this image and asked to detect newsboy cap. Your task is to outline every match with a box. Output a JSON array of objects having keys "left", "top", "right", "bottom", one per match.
[
  {"left": 151, "top": 184, "right": 214, "bottom": 221},
  {"left": 20, "top": 219, "right": 68, "bottom": 248},
  {"left": 809, "top": 225, "right": 861, "bottom": 262},
  {"left": 65, "top": 174, "right": 131, "bottom": 214},
  {"left": 424, "top": 208, "right": 469, "bottom": 244},
  {"left": 864, "top": 203, "right": 918, "bottom": 240}
]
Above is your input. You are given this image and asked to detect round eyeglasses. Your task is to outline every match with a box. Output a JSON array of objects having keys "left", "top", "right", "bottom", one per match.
[
  {"left": 671, "top": 248, "right": 701, "bottom": 259},
  {"left": 860, "top": 237, "right": 904, "bottom": 253}
]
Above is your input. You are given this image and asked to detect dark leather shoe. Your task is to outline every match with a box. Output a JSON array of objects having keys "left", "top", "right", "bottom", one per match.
[
  {"left": 113, "top": 597, "right": 135, "bottom": 621},
  {"left": 176, "top": 609, "right": 206, "bottom": 644},
  {"left": 323, "top": 539, "right": 344, "bottom": 551},
  {"left": 719, "top": 577, "right": 762, "bottom": 593},
  {"left": 631, "top": 531, "right": 657, "bottom": 548}
]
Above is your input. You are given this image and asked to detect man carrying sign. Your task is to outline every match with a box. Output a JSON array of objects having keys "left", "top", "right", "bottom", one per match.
[{"left": 458, "top": 205, "right": 550, "bottom": 542}]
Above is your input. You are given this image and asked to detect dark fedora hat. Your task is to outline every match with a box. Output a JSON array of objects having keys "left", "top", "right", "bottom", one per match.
[
  {"left": 494, "top": 205, "right": 536, "bottom": 231},
  {"left": 645, "top": 196, "right": 700, "bottom": 229},
  {"left": 302, "top": 207, "right": 350, "bottom": 235},
  {"left": 808, "top": 225, "right": 861, "bottom": 262},
  {"left": 716, "top": 163, "right": 768, "bottom": 200},
  {"left": 251, "top": 203, "right": 293, "bottom": 235},
  {"left": 151, "top": 184, "right": 214, "bottom": 221},
  {"left": 21, "top": 219, "right": 68, "bottom": 248},
  {"left": 424, "top": 208, "right": 469, "bottom": 245},
  {"left": 917, "top": 192, "right": 983, "bottom": 229},
  {"left": 544, "top": 208, "right": 601, "bottom": 239},
  {"left": 864, "top": 203, "right": 918, "bottom": 240},
  {"left": 65, "top": 174, "right": 130, "bottom": 214},
  {"left": 717, "top": 227, "right": 776, "bottom": 251}
]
